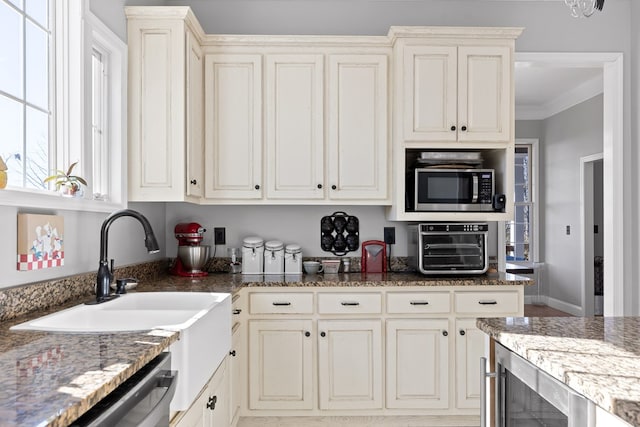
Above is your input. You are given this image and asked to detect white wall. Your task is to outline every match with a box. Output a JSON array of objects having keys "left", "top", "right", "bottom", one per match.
[{"left": 0, "top": 203, "right": 166, "bottom": 288}]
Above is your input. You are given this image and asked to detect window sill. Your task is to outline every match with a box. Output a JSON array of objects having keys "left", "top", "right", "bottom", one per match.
[{"left": 0, "top": 187, "right": 125, "bottom": 213}]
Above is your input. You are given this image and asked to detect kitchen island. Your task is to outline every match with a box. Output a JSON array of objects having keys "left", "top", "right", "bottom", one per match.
[
  {"left": 0, "top": 270, "right": 528, "bottom": 427},
  {"left": 477, "top": 316, "right": 640, "bottom": 427}
]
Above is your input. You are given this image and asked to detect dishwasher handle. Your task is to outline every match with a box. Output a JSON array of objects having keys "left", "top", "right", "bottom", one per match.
[{"left": 137, "top": 370, "right": 178, "bottom": 427}]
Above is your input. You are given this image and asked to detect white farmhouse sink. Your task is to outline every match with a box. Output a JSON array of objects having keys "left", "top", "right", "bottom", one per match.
[{"left": 11, "top": 292, "right": 231, "bottom": 411}]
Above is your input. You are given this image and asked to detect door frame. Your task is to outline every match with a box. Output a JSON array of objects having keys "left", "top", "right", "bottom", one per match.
[
  {"left": 580, "top": 153, "right": 603, "bottom": 317},
  {"left": 515, "top": 52, "right": 624, "bottom": 316}
]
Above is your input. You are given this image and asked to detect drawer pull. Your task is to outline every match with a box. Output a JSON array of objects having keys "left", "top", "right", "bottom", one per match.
[
  {"left": 459, "top": 329, "right": 466, "bottom": 336},
  {"left": 442, "top": 330, "right": 448, "bottom": 337},
  {"left": 229, "top": 350, "right": 236, "bottom": 357},
  {"left": 272, "top": 301, "right": 292, "bottom": 306},
  {"left": 233, "top": 309, "right": 242, "bottom": 315},
  {"left": 320, "top": 331, "right": 326, "bottom": 337},
  {"left": 478, "top": 300, "right": 498, "bottom": 305},
  {"left": 409, "top": 300, "right": 429, "bottom": 306},
  {"left": 305, "top": 331, "right": 311, "bottom": 337},
  {"left": 340, "top": 301, "right": 360, "bottom": 306}
]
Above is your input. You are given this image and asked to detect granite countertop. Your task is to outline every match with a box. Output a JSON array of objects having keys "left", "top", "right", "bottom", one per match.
[
  {"left": 477, "top": 316, "right": 640, "bottom": 426},
  {"left": 0, "top": 270, "right": 528, "bottom": 427}
]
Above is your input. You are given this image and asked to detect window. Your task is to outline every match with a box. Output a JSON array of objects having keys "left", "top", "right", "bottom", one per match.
[
  {"left": 0, "top": 2, "right": 126, "bottom": 211},
  {"left": 0, "top": 0, "right": 52, "bottom": 190},
  {"left": 502, "top": 140, "right": 539, "bottom": 265}
]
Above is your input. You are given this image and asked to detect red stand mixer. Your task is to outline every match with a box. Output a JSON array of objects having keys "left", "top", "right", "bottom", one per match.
[{"left": 170, "top": 222, "right": 210, "bottom": 277}]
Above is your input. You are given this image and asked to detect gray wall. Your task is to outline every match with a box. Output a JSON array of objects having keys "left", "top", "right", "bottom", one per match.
[
  {"left": 8, "top": 1, "right": 637, "bottom": 313},
  {"left": 542, "top": 95, "right": 603, "bottom": 307}
]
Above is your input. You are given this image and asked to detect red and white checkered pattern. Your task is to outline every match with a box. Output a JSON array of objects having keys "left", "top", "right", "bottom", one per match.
[{"left": 17, "top": 252, "right": 64, "bottom": 271}]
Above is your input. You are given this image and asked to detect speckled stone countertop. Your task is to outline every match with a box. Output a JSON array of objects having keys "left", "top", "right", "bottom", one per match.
[
  {"left": 132, "top": 270, "right": 531, "bottom": 294},
  {"left": 477, "top": 316, "right": 640, "bottom": 427},
  {"left": 0, "top": 270, "right": 528, "bottom": 427}
]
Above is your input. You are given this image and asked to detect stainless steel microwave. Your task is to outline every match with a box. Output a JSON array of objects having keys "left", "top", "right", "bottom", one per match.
[{"left": 414, "top": 168, "right": 495, "bottom": 211}]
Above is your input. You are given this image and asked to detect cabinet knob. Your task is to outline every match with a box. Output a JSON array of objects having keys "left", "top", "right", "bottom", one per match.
[
  {"left": 254, "top": 184, "right": 260, "bottom": 190},
  {"left": 305, "top": 331, "right": 311, "bottom": 337},
  {"left": 461, "top": 125, "right": 467, "bottom": 131},
  {"left": 317, "top": 184, "right": 323, "bottom": 189},
  {"left": 459, "top": 330, "right": 466, "bottom": 336},
  {"left": 331, "top": 185, "right": 337, "bottom": 190},
  {"left": 229, "top": 350, "right": 236, "bottom": 356},
  {"left": 233, "top": 309, "right": 242, "bottom": 315},
  {"left": 190, "top": 179, "right": 197, "bottom": 185},
  {"left": 206, "top": 395, "right": 217, "bottom": 410},
  {"left": 450, "top": 125, "right": 456, "bottom": 131},
  {"left": 442, "top": 330, "right": 448, "bottom": 337},
  {"left": 320, "top": 331, "right": 326, "bottom": 337}
]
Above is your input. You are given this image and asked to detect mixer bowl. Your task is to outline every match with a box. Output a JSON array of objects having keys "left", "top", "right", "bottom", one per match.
[{"left": 178, "top": 245, "right": 210, "bottom": 271}]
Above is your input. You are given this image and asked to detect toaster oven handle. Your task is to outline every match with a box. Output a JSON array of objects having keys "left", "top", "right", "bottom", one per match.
[{"left": 472, "top": 175, "right": 479, "bottom": 203}]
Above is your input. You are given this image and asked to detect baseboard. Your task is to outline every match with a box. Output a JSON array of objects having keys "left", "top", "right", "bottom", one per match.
[{"left": 545, "top": 296, "right": 583, "bottom": 316}]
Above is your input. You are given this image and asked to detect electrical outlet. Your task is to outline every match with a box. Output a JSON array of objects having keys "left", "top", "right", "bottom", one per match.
[
  {"left": 384, "top": 227, "right": 396, "bottom": 245},
  {"left": 214, "top": 227, "right": 226, "bottom": 245}
]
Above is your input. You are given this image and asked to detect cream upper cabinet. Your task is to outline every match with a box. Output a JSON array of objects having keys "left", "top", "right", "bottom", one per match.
[
  {"left": 317, "top": 319, "right": 383, "bottom": 410},
  {"left": 265, "top": 54, "right": 325, "bottom": 199},
  {"left": 248, "top": 319, "right": 314, "bottom": 410},
  {"left": 386, "top": 318, "right": 450, "bottom": 409},
  {"left": 328, "top": 54, "right": 389, "bottom": 201},
  {"left": 127, "top": 8, "right": 204, "bottom": 202},
  {"left": 204, "top": 53, "right": 263, "bottom": 199},
  {"left": 402, "top": 44, "right": 511, "bottom": 143},
  {"left": 186, "top": 29, "right": 204, "bottom": 198}
]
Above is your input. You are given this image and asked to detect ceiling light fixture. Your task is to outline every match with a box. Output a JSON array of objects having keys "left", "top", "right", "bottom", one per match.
[{"left": 564, "top": 0, "right": 604, "bottom": 18}]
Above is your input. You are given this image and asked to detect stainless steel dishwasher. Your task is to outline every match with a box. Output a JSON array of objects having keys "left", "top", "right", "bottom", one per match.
[{"left": 70, "top": 352, "right": 177, "bottom": 427}]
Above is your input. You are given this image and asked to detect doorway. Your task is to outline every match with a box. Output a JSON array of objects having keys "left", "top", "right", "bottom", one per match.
[
  {"left": 580, "top": 154, "right": 603, "bottom": 317},
  {"left": 515, "top": 52, "right": 623, "bottom": 316}
]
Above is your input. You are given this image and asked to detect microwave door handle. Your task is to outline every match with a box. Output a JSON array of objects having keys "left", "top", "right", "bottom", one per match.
[{"left": 472, "top": 175, "right": 479, "bottom": 203}]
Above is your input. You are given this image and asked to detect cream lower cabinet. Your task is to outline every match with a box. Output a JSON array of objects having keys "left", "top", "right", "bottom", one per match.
[
  {"left": 455, "top": 318, "right": 486, "bottom": 409},
  {"left": 317, "top": 319, "right": 383, "bottom": 410},
  {"left": 173, "top": 357, "right": 230, "bottom": 427},
  {"left": 248, "top": 319, "right": 314, "bottom": 410},
  {"left": 386, "top": 318, "right": 450, "bottom": 409},
  {"left": 229, "top": 323, "right": 242, "bottom": 426}
]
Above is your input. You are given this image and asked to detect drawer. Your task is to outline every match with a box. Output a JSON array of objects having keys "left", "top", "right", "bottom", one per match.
[
  {"left": 249, "top": 292, "right": 314, "bottom": 314},
  {"left": 317, "top": 292, "right": 382, "bottom": 314},
  {"left": 386, "top": 292, "right": 451, "bottom": 314},
  {"left": 454, "top": 291, "right": 520, "bottom": 315}
]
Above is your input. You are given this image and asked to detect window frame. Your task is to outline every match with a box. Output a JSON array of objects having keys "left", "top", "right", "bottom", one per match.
[
  {"left": 498, "top": 138, "right": 540, "bottom": 271},
  {"left": 0, "top": 1, "right": 127, "bottom": 212}
]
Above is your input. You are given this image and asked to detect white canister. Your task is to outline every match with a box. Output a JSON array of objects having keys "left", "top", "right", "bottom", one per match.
[
  {"left": 264, "top": 240, "right": 284, "bottom": 274},
  {"left": 284, "top": 244, "right": 302, "bottom": 275},
  {"left": 242, "top": 236, "right": 264, "bottom": 274}
]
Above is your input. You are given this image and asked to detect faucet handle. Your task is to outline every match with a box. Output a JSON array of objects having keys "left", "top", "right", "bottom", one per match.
[{"left": 115, "top": 278, "right": 128, "bottom": 294}]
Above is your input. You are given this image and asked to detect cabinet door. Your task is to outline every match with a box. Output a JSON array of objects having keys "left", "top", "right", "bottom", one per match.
[
  {"left": 455, "top": 318, "right": 486, "bottom": 409},
  {"left": 128, "top": 19, "right": 187, "bottom": 201},
  {"left": 209, "top": 358, "right": 230, "bottom": 427},
  {"left": 317, "top": 319, "right": 383, "bottom": 410},
  {"left": 265, "top": 54, "right": 324, "bottom": 199},
  {"left": 229, "top": 324, "right": 242, "bottom": 426},
  {"left": 204, "top": 54, "right": 262, "bottom": 199},
  {"left": 386, "top": 318, "right": 450, "bottom": 409},
  {"left": 186, "top": 29, "right": 203, "bottom": 199},
  {"left": 457, "top": 46, "right": 511, "bottom": 142},
  {"left": 172, "top": 384, "right": 211, "bottom": 427},
  {"left": 328, "top": 54, "right": 388, "bottom": 200},
  {"left": 248, "top": 319, "right": 314, "bottom": 410},
  {"left": 402, "top": 45, "right": 457, "bottom": 142}
]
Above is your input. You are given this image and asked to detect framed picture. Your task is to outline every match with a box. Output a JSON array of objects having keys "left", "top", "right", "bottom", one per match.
[{"left": 17, "top": 214, "right": 64, "bottom": 271}]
